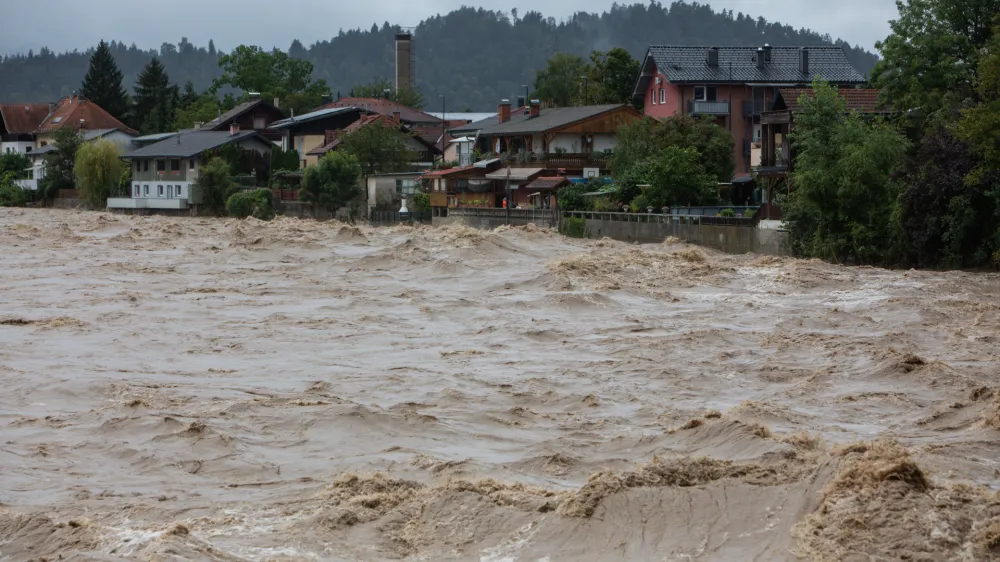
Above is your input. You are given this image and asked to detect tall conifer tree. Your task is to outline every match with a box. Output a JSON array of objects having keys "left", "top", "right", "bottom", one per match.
[
  {"left": 133, "top": 57, "right": 175, "bottom": 133},
  {"left": 80, "top": 40, "right": 130, "bottom": 124}
]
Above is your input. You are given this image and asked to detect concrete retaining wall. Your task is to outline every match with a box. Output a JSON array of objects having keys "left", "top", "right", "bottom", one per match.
[{"left": 578, "top": 217, "right": 790, "bottom": 256}]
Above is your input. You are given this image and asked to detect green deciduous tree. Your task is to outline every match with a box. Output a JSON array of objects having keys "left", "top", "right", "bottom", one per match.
[
  {"left": 533, "top": 53, "right": 588, "bottom": 108},
  {"left": 80, "top": 40, "right": 130, "bottom": 125},
  {"left": 174, "top": 93, "right": 221, "bottom": 130},
  {"left": 611, "top": 115, "right": 734, "bottom": 203},
  {"left": 133, "top": 57, "right": 176, "bottom": 134},
  {"left": 300, "top": 151, "right": 362, "bottom": 214},
  {"left": 74, "top": 139, "right": 124, "bottom": 207},
  {"left": 0, "top": 153, "right": 31, "bottom": 177},
  {"left": 213, "top": 45, "right": 330, "bottom": 116},
  {"left": 784, "top": 80, "right": 909, "bottom": 264},
  {"left": 338, "top": 122, "right": 417, "bottom": 184},
  {"left": 0, "top": 172, "right": 30, "bottom": 207},
  {"left": 583, "top": 48, "right": 641, "bottom": 106},
  {"left": 39, "top": 128, "right": 83, "bottom": 202},
  {"left": 194, "top": 158, "right": 237, "bottom": 216},
  {"left": 872, "top": 0, "right": 1000, "bottom": 131},
  {"left": 351, "top": 77, "right": 427, "bottom": 109},
  {"left": 955, "top": 26, "right": 1000, "bottom": 183},
  {"left": 640, "top": 146, "right": 718, "bottom": 208}
]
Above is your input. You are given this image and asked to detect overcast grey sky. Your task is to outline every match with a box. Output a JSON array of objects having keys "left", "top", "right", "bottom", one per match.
[{"left": 0, "top": 0, "right": 897, "bottom": 56}]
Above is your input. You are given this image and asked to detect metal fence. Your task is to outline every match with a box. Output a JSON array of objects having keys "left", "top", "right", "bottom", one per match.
[
  {"left": 370, "top": 210, "right": 433, "bottom": 225},
  {"left": 564, "top": 211, "right": 757, "bottom": 228}
]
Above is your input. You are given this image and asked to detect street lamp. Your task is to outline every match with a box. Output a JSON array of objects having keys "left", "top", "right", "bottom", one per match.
[{"left": 522, "top": 84, "right": 529, "bottom": 106}]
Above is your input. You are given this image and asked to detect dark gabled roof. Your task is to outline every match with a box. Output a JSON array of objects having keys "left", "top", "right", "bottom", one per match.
[
  {"left": 122, "top": 130, "right": 270, "bottom": 159},
  {"left": 464, "top": 104, "right": 632, "bottom": 136},
  {"left": 648, "top": 46, "right": 864, "bottom": 84},
  {"left": 776, "top": 88, "right": 888, "bottom": 113},
  {"left": 0, "top": 103, "right": 51, "bottom": 134},
  {"left": 268, "top": 106, "right": 367, "bottom": 130},
  {"left": 524, "top": 176, "right": 571, "bottom": 190},
  {"left": 208, "top": 99, "right": 286, "bottom": 131},
  {"left": 322, "top": 98, "right": 442, "bottom": 125}
]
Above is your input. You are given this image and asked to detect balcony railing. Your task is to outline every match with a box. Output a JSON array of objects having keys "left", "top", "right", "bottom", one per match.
[{"left": 688, "top": 100, "right": 731, "bottom": 115}]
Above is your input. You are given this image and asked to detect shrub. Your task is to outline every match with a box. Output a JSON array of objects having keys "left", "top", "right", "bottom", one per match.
[
  {"left": 556, "top": 184, "right": 589, "bottom": 212},
  {"left": 226, "top": 188, "right": 274, "bottom": 220},
  {"left": 560, "top": 216, "right": 589, "bottom": 238},
  {"left": 411, "top": 192, "right": 431, "bottom": 212},
  {"left": 74, "top": 139, "right": 123, "bottom": 207},
  {"left": 195, "top": 159, "right": 238, "bottom": 217},
  {"left": 0, "top": 173, "right": 29, "bottom": 207},
  {"left": 719, "top": 208, "right": 737, "bottom": 217},
  {"left": 744, "top": 208, "right": 756, "bottom": 219}
]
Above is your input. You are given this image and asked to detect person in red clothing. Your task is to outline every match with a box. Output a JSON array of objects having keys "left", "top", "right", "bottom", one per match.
[{"left": 502, "top": 197, "right": 508, "bottom": 209}]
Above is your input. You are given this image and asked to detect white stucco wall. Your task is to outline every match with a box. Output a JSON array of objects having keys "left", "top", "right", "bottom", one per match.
[
  {"left": 549, "top": 134, "right": 582, "bottom": 154},
  {"left": 2, "top": 141, "right": 35, "bottom": 155},
  {"left": 593, "top": 134, "right": 616, "bottom": 152}
]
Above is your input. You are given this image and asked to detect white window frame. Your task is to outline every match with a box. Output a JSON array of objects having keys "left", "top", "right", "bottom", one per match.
[
  {"left": 143, "top": 185, "right": 149, "bottom": 196},
  {"left": 158, "top": 185, "right": 164, "bottom": 197},
  {"left": 694, "top": 86, "right": 707, "bottom": 101},
  {"left": 134, "top": 185, "right": 140, "bottom": 197},
  {"left": 651, "top": 87, "right": 657, "bottom": 105},
  {"left": 659, "top": 88, "right": 666, "bottom": 104}
]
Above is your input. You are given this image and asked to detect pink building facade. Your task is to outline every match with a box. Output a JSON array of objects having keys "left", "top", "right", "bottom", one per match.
[{"left": 632, "top": 45, "right": 865, "bottom": 181}]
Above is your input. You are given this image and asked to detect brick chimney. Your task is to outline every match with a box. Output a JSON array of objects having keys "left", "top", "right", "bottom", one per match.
[
  {"left": 230, "top": 123, "right": 240, "bottom": 136},
  {"left": 498, "top": 99, "right": 511, "bottom": 124},
  {"left": 756, "top": 47, "right": 766, "bottom": 69},
  {"left": 529, "top": 99, "right": 541, "bottom": 118},
  {"left": 392, "top": 111, "right": 401, "bottom": 124},
  {"left": 799, "top": 48, "right": 810, "bottom": 76}
]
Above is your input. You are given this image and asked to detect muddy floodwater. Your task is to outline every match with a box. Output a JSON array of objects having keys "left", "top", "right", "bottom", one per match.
[{"left": 2, "top": 208, "right": 1000, "bottom": 561}]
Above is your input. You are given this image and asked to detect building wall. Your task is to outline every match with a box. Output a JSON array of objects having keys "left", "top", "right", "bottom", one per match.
[
  {"left": 642, "top": 74, "right": 783, "bottom": 177},
  {"left": 296, "top": 134, "right": 326, "bottom": 167},
  {"left": 593, "top": 134, "right": 616, "bottom": 152},
  {"left": 572, "top": 215, "right": 790, "bottom": 256},
  {"left": 2, "top": 141, "right": 34, "bottom": 155},
  {"left": 130, "top": 180, "right": 192, "bottom": 201},
  {"left": 132, "top": 158, "right": 196, "bottom": 182}
]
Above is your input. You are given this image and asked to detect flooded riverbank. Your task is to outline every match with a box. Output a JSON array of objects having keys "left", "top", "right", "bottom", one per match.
[{"left": 2, "top": 208, "right": 999, "bottom": 560}]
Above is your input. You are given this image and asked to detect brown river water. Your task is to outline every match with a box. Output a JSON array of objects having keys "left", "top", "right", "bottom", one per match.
[{"left": 2, "top": 208, "right": 1000, "bottom": 561}]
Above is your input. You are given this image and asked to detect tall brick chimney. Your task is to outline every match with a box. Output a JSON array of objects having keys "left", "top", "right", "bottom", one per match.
[
  {"left": 529, "top": 99, "right": 540, "bottom": 118},
  {"left": 395, "top": 33, "right": 413, "bottom": 93},
  {"left": 498, "top": 100, "right": 511, "bottom": 124}
]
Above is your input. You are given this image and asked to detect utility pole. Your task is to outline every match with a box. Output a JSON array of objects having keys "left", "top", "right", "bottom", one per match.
[
  {"left": 581, "top": 75, "right": 589, "bottom": 105},
  {"left": 439, "top": 94, "right": 446, "bottom": 164}
]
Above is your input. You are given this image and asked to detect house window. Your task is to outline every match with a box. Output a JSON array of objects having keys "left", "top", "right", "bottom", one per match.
[
  {"left": 142, "top": 160, "right": 149, "bottom": 172},
  {"left": 177, "top": 185, "right": 185, "bottom": 197},
  {"left": 171, "top": 160, "right": 180, "bottom": 172},
  {"left": 694, "top": 86, "right": 706, "bottom": 101},
  {"left": 25, "top": 146, "right": 31, "bottom": 153},
  {"left": 134, "top": 185, "right": 140, "bottom": 197},
  {"left": 40, "top": 141, "right": 47, "bottom": 147},
  {"left": 157, "top": 160, "right": 166, "bottom": 172},
  {"left": 254, "top": 117, "right": 266, "bottom": 129},
  {"left": 158, "top": 185, "right": 164, "bottom": 196},
  {"left": 651, "top": 87, "right": 657, "bottom": 105},
  {"left": 144, "top": 185, "right": 149, "bottom": 196},
  {"left": 396, "top": 179, "right": 419, "bottom": 195},
  {"left": 659, "top": 88, "right": 666, "bottom": 104},
  {"left": 753, "top": 124, "right": 762, "bottom": 142},
  {"left": 189, "top": 158, "right": 195, "bottom": 171},
  {"left": 707, "top": 87, "right": 718, "bottom": 101}
]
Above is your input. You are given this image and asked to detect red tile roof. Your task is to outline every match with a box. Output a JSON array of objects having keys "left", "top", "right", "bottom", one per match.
[
  {"left": 323, "top": 97, "right": 441, "bottom": 125},
  {"left": 35, "top": 95, "right": 137, "bottom": 135},
  {"left": 779, "top": 88, "right": 887, "bottom": 113},
  {"left": 0, "top": 103, "right": 51, "bottom": 135}
]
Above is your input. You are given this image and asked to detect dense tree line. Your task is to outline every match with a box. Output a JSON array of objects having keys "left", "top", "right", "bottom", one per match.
[
  {"left": 0, "top": 3, "right": 877, "bottom": 110},
  {"left": 784, "top": 0, "right": 1000, "bottom": 269}
]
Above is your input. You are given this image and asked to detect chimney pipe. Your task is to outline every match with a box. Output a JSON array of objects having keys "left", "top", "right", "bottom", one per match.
[
  {"left": 799, "top": 48, "right": 810, "bottom": 77},
  {"left": 764, "top": 44, "right": 772, "bottom": 63},
  {"left": 48, "top": 102, "right": 55, "bottom": 115},
  {"left": 757, "top": 47, "right": 766, "bottom": 69},
  {"left": 274, "top": 97, "right": 280, "bottom": 108},
  {"left": 230, "top": 123, "right": 240, "bottom": 136},
  {"left": 529, "top": 99, "right": 540, "bottom": 118},
  {"left": 498, "top": 99, "right": 511, "bottom": 123},
  {"left": 395, "top": 33, "right": 413, "bottom": 94}
]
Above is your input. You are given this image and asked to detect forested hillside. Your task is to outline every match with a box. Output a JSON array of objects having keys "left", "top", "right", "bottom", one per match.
[{"left": 0, "top": 2, "right": 877, "bottom": 110}]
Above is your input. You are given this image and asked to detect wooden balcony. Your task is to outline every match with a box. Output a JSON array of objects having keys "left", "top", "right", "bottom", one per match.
[{"left": 508, "top": 153, "right": 610, "bottom": 170}]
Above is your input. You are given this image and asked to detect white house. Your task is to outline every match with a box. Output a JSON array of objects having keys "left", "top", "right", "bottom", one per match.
[{"left": 109, "top": 127, "right": 272, "bottom": 210}]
